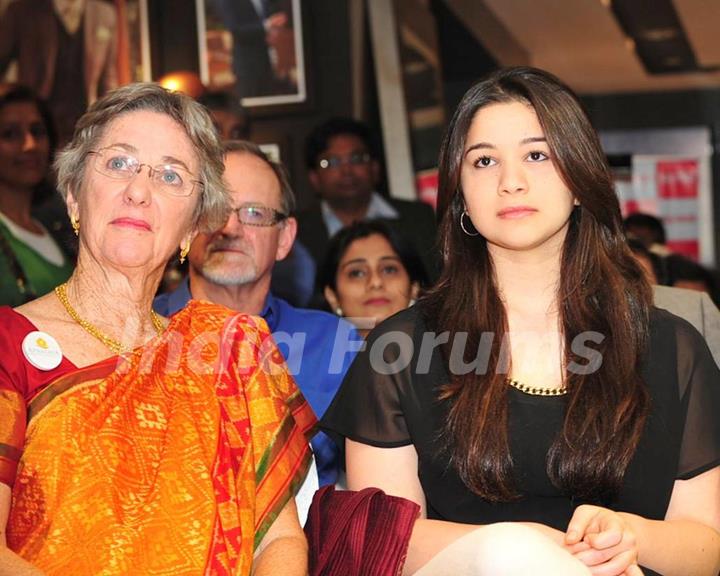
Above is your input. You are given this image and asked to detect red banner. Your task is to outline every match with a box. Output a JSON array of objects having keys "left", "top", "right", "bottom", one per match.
[{"left": 656, "top": 160, "right": 698, "bottom": 199}]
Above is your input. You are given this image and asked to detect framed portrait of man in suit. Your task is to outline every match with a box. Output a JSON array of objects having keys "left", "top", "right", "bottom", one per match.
[
  {"left": 196, "top": 0, "right": 307, "bottom": 108},
  {"left": 0, "top": 0, "right": 152, "bottom": 143}
]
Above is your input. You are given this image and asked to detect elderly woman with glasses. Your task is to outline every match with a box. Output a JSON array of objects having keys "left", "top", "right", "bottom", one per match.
[{"left": 0, "top": 84, "right": 314, "bottom": 576}]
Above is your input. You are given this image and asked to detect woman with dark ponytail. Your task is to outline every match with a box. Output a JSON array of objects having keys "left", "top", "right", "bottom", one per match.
[{"left": 321, "top": 67, "right": 720, "bottom": 575}]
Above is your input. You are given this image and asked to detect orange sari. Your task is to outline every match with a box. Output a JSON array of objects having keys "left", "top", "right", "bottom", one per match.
[{"left": 6, "top": 301, "right": 315, "bottom": 575}]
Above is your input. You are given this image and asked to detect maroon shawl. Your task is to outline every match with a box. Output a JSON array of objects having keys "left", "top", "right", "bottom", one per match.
[{"left": 305, "top": 485, "right": 420, "bottom": 576}]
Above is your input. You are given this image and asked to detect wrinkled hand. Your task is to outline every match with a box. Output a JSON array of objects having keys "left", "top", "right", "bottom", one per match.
[{"left": 565, "top": 505, "right": 643, "bottom": 576}]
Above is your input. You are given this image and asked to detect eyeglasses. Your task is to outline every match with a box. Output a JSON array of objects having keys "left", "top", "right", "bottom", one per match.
[
  {"left": 88, "top": 147, "right": 203, "bottom": 197},
  {"left": 318, "top": 152, "right": 371, "bottom": 170},
  {"left": 231, "top": 203, "right": 288, "bottom": 227}
]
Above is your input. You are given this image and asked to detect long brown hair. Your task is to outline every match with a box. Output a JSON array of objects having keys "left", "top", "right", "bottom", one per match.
[{"left": 425, "top": 67, "right": 652, "bottom": 502}]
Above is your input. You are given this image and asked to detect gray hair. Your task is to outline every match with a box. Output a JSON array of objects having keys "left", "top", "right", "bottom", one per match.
[
  {"left": 54, "top": 83, "right": 229, "bottom": 231},
  {"left": 222, "top": 140, "right": 296, "bottom": 215}
]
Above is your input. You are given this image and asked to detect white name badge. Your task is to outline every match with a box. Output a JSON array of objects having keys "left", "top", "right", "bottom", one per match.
[{"left": 22, "top": 331, "right": 63, "bottom": 371}]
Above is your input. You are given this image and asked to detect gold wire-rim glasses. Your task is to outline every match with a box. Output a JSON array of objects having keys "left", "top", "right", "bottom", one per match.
[{"left": 87, "top": 147, "right": 204, "bottom": 197}]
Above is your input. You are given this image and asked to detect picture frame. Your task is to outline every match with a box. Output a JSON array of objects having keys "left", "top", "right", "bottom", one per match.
[
  {"left": 126, "top": 0, "right": 153, "bottom": 83},
  {"left": 0, "top": 0, "right": 152, "bottom": 142},
  {"left": 196, "top": 0, "right": 307, "bottom": 108},
  {"left": 0, "top": 0, "right": 151, "bottom": 85}
]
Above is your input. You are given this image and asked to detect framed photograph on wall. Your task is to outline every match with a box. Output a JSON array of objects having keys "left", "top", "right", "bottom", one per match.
[
  {"left": 0, "top": 0, "right": 152, "bottom": 143},
  {"left": 123, "top": 0, "right": 153, "bottom": 84},
  {"left": 196, "top": 0, "right": 307, "bottom": 108}
]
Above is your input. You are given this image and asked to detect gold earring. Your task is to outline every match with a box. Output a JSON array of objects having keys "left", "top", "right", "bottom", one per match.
[
  {"left": 71, "top": 216, "right": 80, "bottom": 237},
  {"left": 179, "top": 244, "right": 189, "bottom": 264}
]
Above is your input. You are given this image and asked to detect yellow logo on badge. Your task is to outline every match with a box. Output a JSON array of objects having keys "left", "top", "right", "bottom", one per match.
[{"left": 36, "top": 337, "right": 48, "bottom": 349}]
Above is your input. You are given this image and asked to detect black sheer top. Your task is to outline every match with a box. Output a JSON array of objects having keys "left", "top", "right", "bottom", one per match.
[{"left": 321, "top": 306, "right": 720, "bottom": 531}]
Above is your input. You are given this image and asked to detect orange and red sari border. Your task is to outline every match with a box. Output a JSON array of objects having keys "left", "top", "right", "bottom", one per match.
[{"left": 26, "top": 358, "right": 118, "bottom": 426}]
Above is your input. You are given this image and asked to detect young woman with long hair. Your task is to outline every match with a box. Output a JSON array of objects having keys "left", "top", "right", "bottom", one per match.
[{"left": 321, "top": 67, "right": 719, "bottom": 575}]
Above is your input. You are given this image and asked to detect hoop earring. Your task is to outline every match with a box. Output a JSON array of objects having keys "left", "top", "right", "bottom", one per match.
[
  {"left": 179, "top": 244, "right": 189, "bottom": 264},
  {"left": 71, "top": 216, "right": 80, "bottom": 237},
  {"left": 460, "top": 211, "right": 479, "bottom": 237}
]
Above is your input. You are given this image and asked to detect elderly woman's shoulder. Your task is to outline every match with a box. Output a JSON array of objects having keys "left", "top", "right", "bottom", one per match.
[
  {"left": 1, "top": 293, "right": 61, "bottom": 339},
  {"left": 0, "top": 305, "right": 25, "bottom": 334},
  {"left": 0, "top": 306, "right": 37, "bottom": 371}
]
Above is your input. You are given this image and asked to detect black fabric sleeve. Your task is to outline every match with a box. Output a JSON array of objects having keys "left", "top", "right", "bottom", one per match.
[
  {"left": 673, "top": 315, "right": 720, "bottom": 479},
  {"left": 321, "top": 309, "right": 418, "bottom": 448}
]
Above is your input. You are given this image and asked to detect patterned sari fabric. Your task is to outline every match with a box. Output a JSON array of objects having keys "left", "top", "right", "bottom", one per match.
[{"left": 5, "top": 301, "right": 315, "bottom": 575}]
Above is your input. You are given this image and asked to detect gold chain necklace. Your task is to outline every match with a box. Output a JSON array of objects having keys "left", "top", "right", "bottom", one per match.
[
  {"left": 506, "top": 377, "right": 568, "bottom": 396},
  {"left": 55, "top": 282, "right": 164, "bottom": 355}
]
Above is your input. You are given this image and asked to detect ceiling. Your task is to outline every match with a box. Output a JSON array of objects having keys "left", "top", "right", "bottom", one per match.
[{"left": 445, "top": 0, "right": 720, "bottom": 94}]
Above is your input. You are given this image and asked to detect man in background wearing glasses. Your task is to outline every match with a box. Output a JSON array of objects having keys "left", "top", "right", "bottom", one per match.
[
  {"left": 298, "top": 117, "right": 438, "bottom": 283},
  {"left": 154, "top": 141, "right": 360, "bottom": 515}
]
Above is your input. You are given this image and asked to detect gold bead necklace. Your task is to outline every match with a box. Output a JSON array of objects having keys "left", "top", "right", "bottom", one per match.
[
  {"left": 55, "top": 282, "right": 165, "bottom": 355},
  {"left": 506, "top": 377, "right": 568, "bottom": 396}
]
